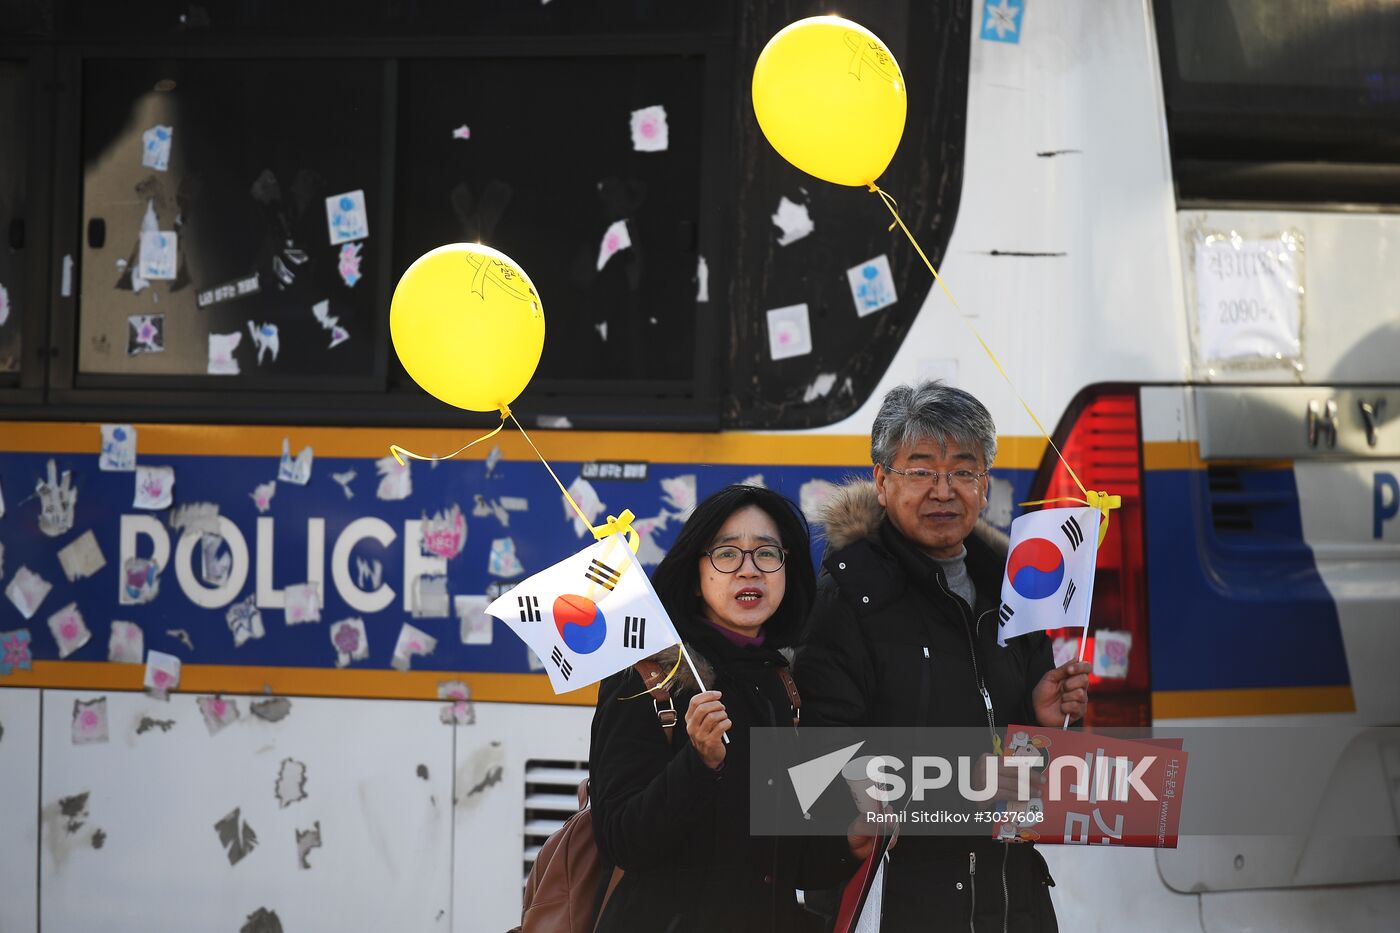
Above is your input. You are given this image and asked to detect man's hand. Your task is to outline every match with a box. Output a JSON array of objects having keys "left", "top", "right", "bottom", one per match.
[
  {"left": 847, "top": 813, "right": 899, "bottom": 861},
  {"left": 1032, "top": 660, "right": 1090, "bottom": 727},
  {"left": 685, "top": 691, "right": 730, "bottom": 770}
]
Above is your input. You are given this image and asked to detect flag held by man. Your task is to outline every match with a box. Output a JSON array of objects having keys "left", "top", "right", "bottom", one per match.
[
  {"left": 997, "top": 506, "right": 1100, "bottom": 647},
  {"left": 487, "top": 534, "right": 680, "bottom": 693}
]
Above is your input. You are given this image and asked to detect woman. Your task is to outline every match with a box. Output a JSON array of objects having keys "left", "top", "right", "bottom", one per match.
[{"left": 588, "top": 484, "right": 832, "bottom": 933}]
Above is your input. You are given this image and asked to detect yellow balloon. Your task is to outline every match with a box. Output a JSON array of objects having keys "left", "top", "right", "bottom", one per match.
[
  {"left": 390, "top": 243, "right": 545, "bottom": 413},
  {"left": 752, "top": 16, "right": 907, "bottom": 187}
]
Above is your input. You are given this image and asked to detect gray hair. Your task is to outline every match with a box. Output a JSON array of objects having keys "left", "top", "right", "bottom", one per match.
[{"left": 870, "top": 381, "right": 998, "bottom": 469}]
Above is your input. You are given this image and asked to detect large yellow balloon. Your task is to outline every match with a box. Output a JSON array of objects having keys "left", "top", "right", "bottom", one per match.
[
  {"left": 752, "top": 16, "right": 907, "bottom": 187},
  {"left": 390, "top": 243, "right": 545, "bottom": 412}
]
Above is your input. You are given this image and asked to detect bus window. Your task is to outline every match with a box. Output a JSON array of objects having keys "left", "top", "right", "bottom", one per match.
[{"left": 0, "top": 60, "right": 25, "bottom": 376}]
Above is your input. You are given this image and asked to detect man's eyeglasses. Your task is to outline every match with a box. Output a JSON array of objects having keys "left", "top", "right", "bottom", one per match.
[
  {"left": 882, "top": 464, "right": 988, "bottom": 491},
  {"left": 702, "top": 545, "right": 788, "bottom": 573}
]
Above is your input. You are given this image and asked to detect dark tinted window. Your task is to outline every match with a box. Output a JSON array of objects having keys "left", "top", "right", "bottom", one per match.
[{"left": 0, "top": 61, "right": 25, "bottom": 374}]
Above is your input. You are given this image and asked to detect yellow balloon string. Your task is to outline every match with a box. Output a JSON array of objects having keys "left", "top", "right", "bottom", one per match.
[
  {"left": 866, "top": 182, "right": 1113, "bottom": 538},
  {"left": 388, "top": 405, "right": 511, "bottom": 466},
  {"left": 617, "top": 648, "right": 686, "bottom": 701}
]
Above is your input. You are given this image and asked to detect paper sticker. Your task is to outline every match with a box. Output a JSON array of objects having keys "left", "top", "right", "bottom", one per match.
[
  {"left": 225, "top": 594, "right": 265, "bottom": 647},
  {"left": 0, "top": 282, "right": 9, "bottom": 327},
  {"left": 138, "top": 230, "right": 178, "bottom": 280},
  {"left": 284, "top": 582, "right": 321, "bottom": 625},
  {"left": 412, "top": 574, "right": 450, "bottom": 618},
  {"left": 1193, "top": 230, "right": 1304, "bottom": 364},
  {"left": 597, "top": 219, "right": 632, "bottom": 271},
  {"left": 325, "top": 189, "right": 369, "bottom": 245},
  {"left": 108, "top": 621, "right": 144, "bottom": 664},
  {"left": 846, "top": 254, "right": 897, "bottom": 317},
  {"left": 296, "top": 822, "right": 322, "bottom": 869},
  {"left": 133, "top": 465, "right": 175, "bottom": 510},
  {"left": 331, "top": 469, "right": 356, "bottom": 499},
  {"left": 1, "top": 629, "right": 32, "bottom": 675},
  {"left": 337, "top": 242, "right": 363, "bottom": 287},
  {"left": 660, "top": 475, "right": 697, "bottom": 515},
  {"left": 214, "top": 808, "right": 258, "bottom": 864},
  {"left": 455, "top": 595, "right": 493, "bottom": 645},
  {"left": 169, "top": 502, "right": 219, "bottom": 538},
  {"left": 48, "top": 603, "right": 90, "bottom": 658},
  {"left": 330, "top": 617, "right": 369, "bottom": 667},
  {"left": 120, "top": 557, "right": 160, "bottom": 605},
  {"left": 438, "top": 680, "right": 474, "bottom": 725},
  {"left": 484, "top": 445, "right": 503, "bottom": 477},
  {"left": 6, "top": 566, "right": 52, "bottom": 620},
  {"left": 166, "top": 628, "right": 194, "bottom": 651},
  {"left": 278, "top": 439, "right": 313, "bottom": 485},
  {"left": 250, "top": 481, "right": 276, "bottom": 514},
  {"left": 127, "top": 314, "right": 165, "bottom": 355},
  {"left": 696, "top": 255, "right": 709, "bottom": 303},
  {"left": 57, "top": 530, "right": 107, "bottom": 582},
  {"left": 798, "top": 478, "right": 839, "bottom": 523},
  {"left": 142, "top": 125, "right": 172, "bottom": 171},
  {"left": 201, "top": 534, "right": 231, "bottom": 584},
  {"left": 197, "top": 695, "right": 240, "bottom": 736},
  {"left": 802, "top": 372, "right": 838, "bottom": 402},
  {"left": 356, "top": 557, "right": 383, "bottom": 592},
  {"left": 771, "top": 196, "right": 814, "bottom": 246},
  {"left": 472, "top": 494, "right": 508, "bottom": 526},
  {"left": 376, "top": 455, "right": 412, "bottom": 500},
  {"left": 208, "top": 332, "right": 242, "bottom": 375},
  {"left": 311, "top": 298, "right": 352, "bottom": 349},
  {"left": 564, "top": 476, "right": 605, "bottom": 537},
  {"left": 197, "top": 272, "right": 260, "bottom": 309},
  {"left": 488, "top": 537, "right": 524, "bottom": 577},
  {"left": 72, "top": 698, "right": 109, "bottom": 745},
  {"left": 391, "top": 622, "right": 437, "bottom": 671},
  {"left": 630, "top": 104, "right": 669, "bottom": 152},
  {"left": 249, "top": 697, "right": 290, "bottom": 722},
  {"left": 421, "top": 505, "right": 466, "bottom": 559},
  {"left": 247, "top": 322, "right": 279, "bottom": 365},
  {"left": 100, "top": 424, "right": 137, "bottom": 472},
  {"left": 36, "top": 458, "right": 78, "bottom": 537},
  {"left": 451, "top": 124, "right": 471, "bottom": 140},
  {"left": 1093, "top": 630, "right": 1132, "bottom": 680},
  {"left": 276, "top": 758, "right": 308, "bottom": 808},
  {"left": 144, "top": 650, "right": 181, "bottom": 699},
  {"left": 766, "top": 303, "right": 813, "bottom": 361}
]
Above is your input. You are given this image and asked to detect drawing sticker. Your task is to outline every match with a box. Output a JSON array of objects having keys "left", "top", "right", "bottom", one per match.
[
  {"left": 325, "top": 189, "right": 369, "bottom": 245},
  {"left": 100, "top": 424, "right": 137, "bottom": 472},
  {"left": 138, "top": 230, "right": 178, "bottom": 280},
  {"left": 57, "top": 530, "right": 107, "bottom": 581},
  {"left": 338, "top": 242, "right": 363, "bottom": 287},
  {"left": 275, "top": 758, "right": 308, "bottom": 808},
  {"left": 391, "top": 622, "right": 437, "bottom": 671},
  {"left": 412, "top": 574, "right": 450, "bottom": 618},
  {"left": 564, "top": 477, "right": 605, "bottom": 537},
  {"left": 133, "top": 465, "right": 175, "bottom": 510},
  {"left": 376, "top": 455, "right": 412, "bottom": 501},
  {"left": 330, "top": 469, "right": 356, "bottom": 499},
  {"left": 127, "top": 314, "right": 165, "bottom": 355},
  {"left": 48, "top": 603, "right": 91, "bottom": 658},
  {"left": 487, "top": 537, "right": 524, "bottom": 578},
  {"left": 247, "top": 322, "right": 280, "bottom": 365},
  {"left": 771, "top": 196, "right": 814, "bottom": 246},
  {"left": 329, "top": 617, "right": 369, "bottom": 668},
  {"left": 208, "top": 331, "right": 242, "bottom": 375},
  {"left": 169, "top": 502, "right": 220, "bottom": 537},
  {"left": 451, "top": 124, "right": 471, "bottom": 140},
  {"left": 250, "top": 481, "right": 276, "bottom": 514},
  {"left": 201, "top": 533, "right": 231, "bottom": 584},
  {"left": 981, "top": 0, "right": 1024, "bottom": 44},
  {"left": 226, "top": 594, "right": 265, "bottom": 647},
  {"left": 108, "top": 621, "right": 144, "bottom": 664},
  {"left": 6, "top": 566, "right": 52, "bottom": 620},
  {"left": 214, "top": 807, "right": 258, "bottom": 864},
  {"left": 660, "top": 475, "right": 697, "bottom": 515},
  {"left": 455, "top": 595, "right": 493, "bottom": 645},
  {"left": 0, "top": 629, "right": 33, "bottom": 675},
  {"left": 278, "top": 439, "right": 313, "bottom": 486},
  {"left": 71, "top": 697, "right": 109, "bottom": 745},
  {"left": 798, "top": 478, "right": 840, "bottom": 524},
  {"left": 36, "top": 458, "right": 78, "bottom": 537},
  {"left": 597, "top": 219, "right": 632, "bottom": 271},
  {"left": 421, "top": 504, "right": 466, "bottom": 559},
  {"left": 197, "top": 695, "right": 240, "bottom": 735},
  {"left": 283, "top": 582, "right": 321, "bottom": 625},
  {"left": 141, "top": 124, "right": 172, "bottom": 171},
  {"left": 630, "top": 104, "right": 669, "bottom": 152},
  {"left": 766, "top": 303, "right": 813, "bottom": 361},
  {"left": 484, "top": 445, "right": 503, "bottom": 477},
  {"left": 846, "top": 254, "right": 898, "bottom": 317},
  {"left": 1093, "top": 629, "right": 1132, "bottom": 680},
  {"left": 120, "top": 557, "right": 160, "bottom": 605},
  {"left": 144, "top": 650, "right": 181, "bottom": 699},
  {"left": 438, "top": 680, "right": 474, "bottom": 725}
]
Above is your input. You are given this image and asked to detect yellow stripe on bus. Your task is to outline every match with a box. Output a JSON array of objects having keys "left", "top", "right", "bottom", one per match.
[
  {"left": 0, "top": 422, "right": 1050, "bottom": 470},
  {"left": 8, "top": 661, "right": 600, "bottom": 706},
  {"left": 1152, "top": 685, "right": 1355, "bottom": 718}
]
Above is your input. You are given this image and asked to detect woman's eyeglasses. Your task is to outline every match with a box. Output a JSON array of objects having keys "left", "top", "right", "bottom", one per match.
[{"left": 702, "top": 545, "right": 787, "bottom": 573}]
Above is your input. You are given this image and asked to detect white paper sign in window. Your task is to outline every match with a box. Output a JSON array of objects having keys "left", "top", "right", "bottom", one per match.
[{"left": 1193, "top": 230, "right": 1304, "bottom": 366}]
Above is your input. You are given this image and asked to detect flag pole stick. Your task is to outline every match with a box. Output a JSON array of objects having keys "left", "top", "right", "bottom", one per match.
[
  {"left": 1062, "top": 623, "right": 1090, "bottom": 730},
  {"left": 680, "top": 642, "right": 729, "bottom": 746}
]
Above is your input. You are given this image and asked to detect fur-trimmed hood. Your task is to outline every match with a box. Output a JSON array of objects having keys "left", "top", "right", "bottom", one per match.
[{"left": 817, "top": 479, "right": 1009, "bottom": 558}]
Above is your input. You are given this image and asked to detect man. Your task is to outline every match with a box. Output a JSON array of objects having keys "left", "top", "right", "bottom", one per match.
[{"left": 796, "top": 381, "right": 1090, "bottom": 931}]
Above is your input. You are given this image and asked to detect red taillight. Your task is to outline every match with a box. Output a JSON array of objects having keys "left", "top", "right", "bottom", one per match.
[{"left": 1028, "top": 388, "right": 1150, "bottom": 727}]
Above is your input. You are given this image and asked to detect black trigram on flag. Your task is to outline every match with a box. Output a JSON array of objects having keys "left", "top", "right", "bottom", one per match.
[
  {"left": 550, "top": 645, "right": 573, "bottom": 680},
  {"left": 584, "top": 559, "right": 622, "bottom": 591},
  {"left": 998, "top": 604, "right": 1015, "bottom": 627},
  {"left": 623, "top": 616, "right": 646, "bottom": 650},
  {"left": 1062, "top": 579, "right": 1078, "bottom": 613},
  {"left": 1061, "top": 515, "right": 1085, "bottom": 551},
  {"left": 518, "top": 595, "right": 541, "bottom": 623}
]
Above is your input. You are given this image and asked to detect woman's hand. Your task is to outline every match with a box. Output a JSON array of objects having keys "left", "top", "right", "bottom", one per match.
[{"left": 685, "top": 690, "right": 731, "bottom": 770}]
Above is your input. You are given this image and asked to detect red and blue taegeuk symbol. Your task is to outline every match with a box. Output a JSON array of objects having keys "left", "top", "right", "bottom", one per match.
[
  {"left": 553, "top": 594, "right": 608, "bottom": 654},
  {"left": 1006, "top": 538, "right": 1064, "bottom": 600}
]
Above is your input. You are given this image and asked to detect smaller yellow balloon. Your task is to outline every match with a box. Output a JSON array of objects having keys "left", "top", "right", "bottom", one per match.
[
  {"left": 752, "top": 16, "right": 907, "bottom": 187},
  {"left": 390, "top": 243, "right": 545, "bottom": 413}
]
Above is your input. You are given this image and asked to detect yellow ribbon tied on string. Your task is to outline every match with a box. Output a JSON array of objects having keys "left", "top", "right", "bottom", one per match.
[{"left": 1020, "top": 489, "right": 1122, "bottom": 547}]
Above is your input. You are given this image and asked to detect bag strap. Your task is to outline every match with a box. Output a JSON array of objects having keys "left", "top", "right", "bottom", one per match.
[
  {"left": 632, "top": 659, "right": 679, "bottom": 744},
  {"left": 776, "top": 668, "right": 802, "bottom": 727}
]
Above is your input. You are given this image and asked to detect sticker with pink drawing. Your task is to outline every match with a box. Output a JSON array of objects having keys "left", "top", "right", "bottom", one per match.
[
  {"left": 0, "top": 629, "right": 33, "bottom": 675},
  {"left": 71, "top": 697, "right": 109, "bottom": 745},
  {"left": 391, "top": 622, "right": 437, "bottom": 671},
  {"left": 47, "top": 602, "right": 91, "bottom": 658},
  {"left": 144, "top": 650, "right": 181, "bottom": 699}
]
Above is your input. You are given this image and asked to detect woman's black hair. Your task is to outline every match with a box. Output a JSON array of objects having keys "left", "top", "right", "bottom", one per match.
[{"left": 650, "top": 484, "right": 815, "bottom": 649}]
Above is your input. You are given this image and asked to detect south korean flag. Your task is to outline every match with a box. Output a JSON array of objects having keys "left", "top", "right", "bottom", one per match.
[
  {"left": 996, "top": 506, "right": 1100, "bottom": 647},
  {"left": 487, "top": 534, "right": 681, "bottom": 693}
]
